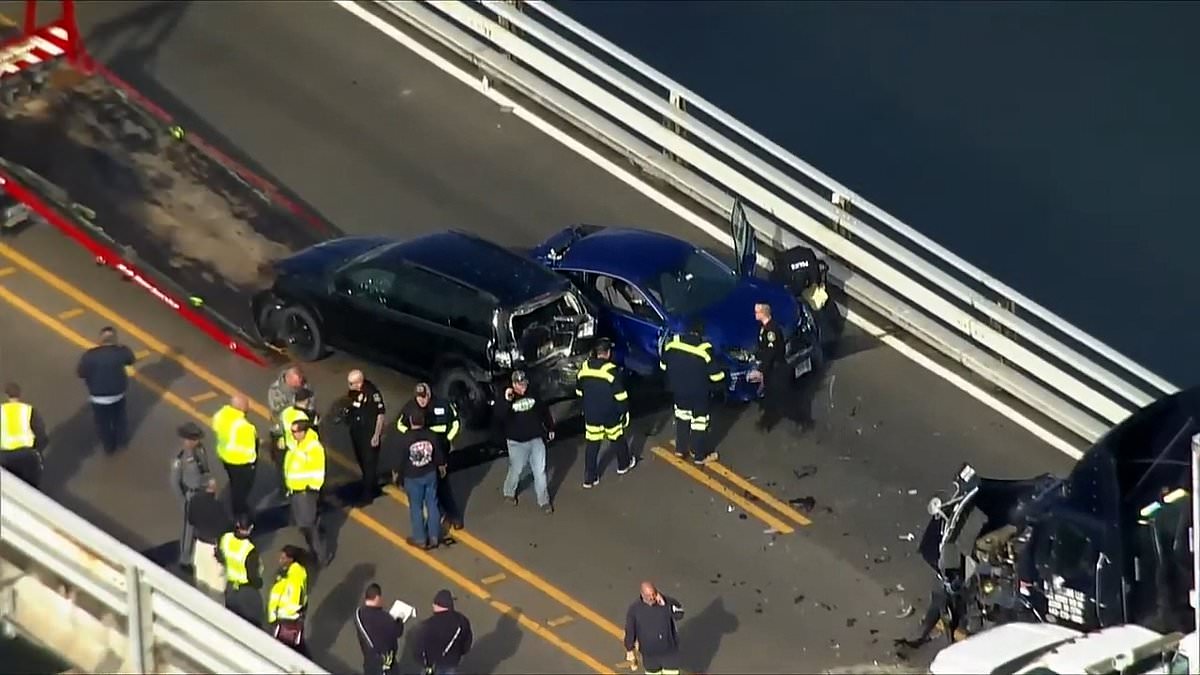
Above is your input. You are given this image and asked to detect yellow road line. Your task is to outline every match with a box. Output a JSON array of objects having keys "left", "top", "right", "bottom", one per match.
[
  {"left": 0, "top": 244, "right": 624, "bottom": 667},
  {"left": 0, "top": 267, "right": 16, "bottom": 277},
  {"left": 0, "top": 241, "right": 630, "bottom": 645},
  {"left": 650, "top": 446, "right": 795, "bottom": 534},
  {"left": 189, "top": 391, "right": 218, "bottom": 404},
  {"left": 134, "top": 349, "right": 152, "bottom": 360},
  {"left": 57, "top": 308, "right": 84, "bottom": 320},
  {"left": 705, "top": 461, "right": 811, "bottom": 526},
  {"left": 548, "top": 615, "right": 576, "bottom": 628},
  {"left": 481, "top": 572, "right": 507, "bottom": 585}
]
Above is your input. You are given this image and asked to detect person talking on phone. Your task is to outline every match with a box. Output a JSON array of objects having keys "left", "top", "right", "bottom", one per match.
[
  {"left": 495, "top": 370, "right": 555, "bottom": 514},
  {"left": 623, "top": 581, "right": 685, "bottom": 675}
]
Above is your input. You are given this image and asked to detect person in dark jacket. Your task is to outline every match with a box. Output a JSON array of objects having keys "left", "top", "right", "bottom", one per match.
[
  {"left": 575, "top": 338, "right": 635, "bottom": 488},
  {"left": 419, "top": 589, "right": 472, "bottom": 675},
  {"left": 495, "top": 370, "right": 555, "bottom": 513},
  {"left": 186, "top": 477, "right": 233, "bottom": 599},
  {"left": 748, "top": 303, "right": 789, "bottom": 433},
  {"left": 76, "top": 326, "right": 135, "bottom": 454},
  {"left": 338, "top": 369, "right": 387, "bottom": 504},
  {"left": 624, "top": 581, "right": 685, "bottom": 674},
  {"left": 393, "top": 409, "right": 447, "bottom": 550},
  {"left": 659, "top": 319, "right": 726, "bottom": 465},
  {"left": 355, "top": 583, "right": 403, "bottom": 675},
  {"left": 396, "top": 382, "right": 463, "bottom": 530}
]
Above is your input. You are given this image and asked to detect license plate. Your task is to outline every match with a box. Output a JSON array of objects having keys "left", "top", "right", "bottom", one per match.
[{"left": 794, "top": 358, "right": 812, "bottom": 378}]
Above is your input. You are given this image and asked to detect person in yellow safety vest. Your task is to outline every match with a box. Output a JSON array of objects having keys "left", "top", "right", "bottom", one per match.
[
  {"left": 268, "top": 544, "right": 310, "bottom": 655},
  {"left": 575, "top": 338, "right": 635, "bottom": 488},
  {"left": 215, "top": 515, "right": 263, "bottom": 627},
  {"left": 396, "top": 382, "right": 463, "bottom": 530},
  {"left": 0, "top": 382, "right": 46, "bottom": 489},
  {"left": 284, "top": 419, "right": 332, "bottom": 567},
  {"left": 211, "top": 394, "right": 259, "bottom": 520}
]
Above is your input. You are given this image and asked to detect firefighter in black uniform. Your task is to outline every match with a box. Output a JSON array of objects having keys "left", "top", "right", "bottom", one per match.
[
  {"left": 750, "top": 302, "right": 788, "bottom": 432},
  {"left": 660, "top": 320, "right": 726, "bottom": 464},
  {"left": 396, "top": 383, "right": 463, "bottom": 531},
  {"left": 339, "top": 369, "right": 387, "bottom": 505},
  {"left": 576, "top": 338, "right": 635, "bottom": 487}
]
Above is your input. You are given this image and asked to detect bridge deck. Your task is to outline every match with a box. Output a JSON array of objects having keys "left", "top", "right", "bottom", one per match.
[{"left": 0, "top": 1, "right": 1074, "bottom": 672}]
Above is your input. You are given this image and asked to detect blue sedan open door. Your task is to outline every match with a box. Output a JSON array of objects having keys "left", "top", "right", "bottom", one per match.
[{"left": 730, "top": 198, "right": 757, "bottom": 279}]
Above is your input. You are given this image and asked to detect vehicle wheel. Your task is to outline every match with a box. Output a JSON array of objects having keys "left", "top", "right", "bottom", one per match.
[
  {"left": 434, "top": 367, "right": 489, "bottom": 431},
  {"left": 276, "top": 305, "right": 325, "bottom": 362},
  {"left": 255, "top": 298, "right": 286, "bottom": 345}
]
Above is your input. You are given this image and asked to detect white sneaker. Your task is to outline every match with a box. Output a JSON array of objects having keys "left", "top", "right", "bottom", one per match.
[{"left": 617, "top": 457, "right": 638, "bottom": 475}]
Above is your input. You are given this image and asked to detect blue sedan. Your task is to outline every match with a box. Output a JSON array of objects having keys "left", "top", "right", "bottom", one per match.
[{"left": 530, "top": 221, "right": 822, "bottom": 402}]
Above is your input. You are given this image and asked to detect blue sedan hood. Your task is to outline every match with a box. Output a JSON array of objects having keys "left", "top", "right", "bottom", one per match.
[{"left": 693, "top": 278, "right": 799, "bottom": 352}]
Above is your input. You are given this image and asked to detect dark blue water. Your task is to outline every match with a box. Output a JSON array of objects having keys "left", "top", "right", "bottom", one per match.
[{"left": 560, "top": 0, "right": 1200, "bottom": 387}]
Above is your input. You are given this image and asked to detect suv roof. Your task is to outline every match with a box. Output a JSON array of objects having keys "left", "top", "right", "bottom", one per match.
[{"left": 375, "top": 231, "right": 569, "bottom": 308}]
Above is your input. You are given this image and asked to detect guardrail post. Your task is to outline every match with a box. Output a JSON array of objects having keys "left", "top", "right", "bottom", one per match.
[
  {"left": 830, "top": 192, "right": 855, "bottom": 273},
  {"left": 991, "top": 295, "right": 1017, "bottom": 367},
  {"left": 498, "top": 0, "right": 522, "bottom": 39},
  {"left": 663, "top": 90, "right": 687, "bottom": 163},
  {"left": 126, "top": 566, "right": 154, "bottom": 673}
]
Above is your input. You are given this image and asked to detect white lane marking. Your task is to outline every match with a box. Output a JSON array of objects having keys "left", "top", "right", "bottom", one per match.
[{"left": 334, "top": 0, "right": 1084, "bottom": 460}]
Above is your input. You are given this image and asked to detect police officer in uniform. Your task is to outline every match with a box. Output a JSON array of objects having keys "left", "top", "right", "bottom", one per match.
[
  {"left": 749, "top": 303, "right": 788, "bottom": 432},
  {"left": 340, "top": 369, "right": 386, "bottom": 504},
  {"left": 0, "top": 383, "right": 46, "bottom": 488},
  {"left": 576, "top": 338, "right": 636, "bottom": 487},
  {"left": 659, "top": 321, "right": 726, "bottom": 464},
  {"left": 283, "top": 419, "right": 332, "bottom": 567},
  {"left": 355, "top": 583, "right": 404, "bottom": 675},
  {"left": 396, "top": 383, "right": 463, "bottom": 531},
  {"left": 169, "top": 422, "right": 212, "bottom": 574},
  {"left": 211, "top": 394, "right": 258, "bottom": 520},
  {"left": 216, "top": 515, "right": 264, "bottom": 627}
]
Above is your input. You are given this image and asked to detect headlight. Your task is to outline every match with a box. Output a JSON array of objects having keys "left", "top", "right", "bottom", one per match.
[
  {"left": 727, "top": 348, "right": 755, "bottom": 363},
  {"left": 493, "top": 346, "right": 522, "bottom": 368}
]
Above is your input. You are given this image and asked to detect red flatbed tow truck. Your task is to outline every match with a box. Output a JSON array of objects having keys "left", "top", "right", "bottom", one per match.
[{"left": 0, "top": 0, "right": 336, "bottom": 366}]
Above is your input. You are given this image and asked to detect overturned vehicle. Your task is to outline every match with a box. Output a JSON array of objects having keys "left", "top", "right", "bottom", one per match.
[{"left": 914, "top": 386, "right": 1199, "bottom": 644}]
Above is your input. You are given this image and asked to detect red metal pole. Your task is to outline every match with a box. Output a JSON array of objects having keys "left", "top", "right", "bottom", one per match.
[
  {"left": 23, "top": 0, "right": 37, "bottom": 35},
  {"left": 60, "top": 0, "right": 80, "bottom": 61}
]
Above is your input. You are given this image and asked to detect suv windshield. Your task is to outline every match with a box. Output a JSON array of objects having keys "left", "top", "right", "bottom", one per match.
[{"left": 648, "top": 249, "right": 738, "bottom": 317}]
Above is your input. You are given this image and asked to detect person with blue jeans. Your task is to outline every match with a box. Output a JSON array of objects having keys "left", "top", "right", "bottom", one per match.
[
  {"left": 494, "top": 370, "right": 555, "bottom": 514},
  {"left": 392, "top": 409, "right": 446, "bottom": 550}
]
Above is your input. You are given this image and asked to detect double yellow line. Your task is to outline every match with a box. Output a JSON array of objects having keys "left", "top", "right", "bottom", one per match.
[{"left": 0, "top": 243, "right": 621, "bottom": 673}]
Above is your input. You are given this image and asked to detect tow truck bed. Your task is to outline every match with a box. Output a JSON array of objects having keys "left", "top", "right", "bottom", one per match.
[{"left": 0, "top": 11, "right": 337, "bottom": 362}]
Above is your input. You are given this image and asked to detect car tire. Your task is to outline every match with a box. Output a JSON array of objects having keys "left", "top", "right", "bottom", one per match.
[
  {"left": 276, "top": 305, "right": 325, "bottom": 362},
  {"left": 434, "top": 367, "right": 489, "bottom": 431},
  {"left": 254, "top": 297, "right": 286, "bottom": 345}
]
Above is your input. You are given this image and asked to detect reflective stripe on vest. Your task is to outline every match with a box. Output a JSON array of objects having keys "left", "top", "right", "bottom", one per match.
[
  {"left": 283, "top": 433, "right": 325, "bottom": 492},
  {"left": 268, "top": 562, "right": 308, "bottom": 622},
  {"left": 0, "top": 402, "right": 35, "bottom": 451},
  {"left": 219, "top": 532, "right": 254, "bottom": 585},
  {"left": 280, "top": 406, "right": 310, "bottom": 451},
  {"left": 212, "top": 405, "right": 257, "bottom": 465},
  {"left": 663, "top": 336, "right": 714, "bottom": 362},
  {"left": 578, "top": 361, "right": 616, "bottom": 383}
]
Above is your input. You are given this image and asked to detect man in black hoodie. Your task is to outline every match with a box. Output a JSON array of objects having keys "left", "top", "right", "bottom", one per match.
[
  {"left": 419, "top": 589, "right": 472, "bottom": 675},
  {"left": 624, "top": 581, "right": 685, "bottom": 674},
  {"left": 495, "top": 370, "right": 555, "bottom": 513},
  {"left": 393, "top": 409, "right": 447, "bottom": 550},
  {"left": 76, "top": 326, "right": 135, "bottom": 454}
]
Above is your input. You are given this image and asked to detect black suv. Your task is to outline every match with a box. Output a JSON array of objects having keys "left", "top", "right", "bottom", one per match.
[{"left": 252, "top": 231, "right": 600, "bottom": 428}]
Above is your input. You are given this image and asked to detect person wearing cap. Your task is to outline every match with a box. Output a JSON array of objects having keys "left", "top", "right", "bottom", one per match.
[
  {"left": 216, "top": 515, "right": 263, "bottom": 627},
  {"left": 418, "top": 589, "right": 472, "bottom": 675},
  {"left": 494, "top": 370, "right": 555, "bottom": 513},
  {"left": 267, "top": 364, "right": 314, "bottom": 449},
  {"left": 575, "top": 338, "right": 636, "bottom": 488},
  {"left": 268, "top": 545, "right": 310, "bottom": 654},
  {"left": 0, "top": 382, "right": 47, "bottom": 489},
  {"left": 210, "top": 394, "right": 259, "bottom": 520},
  {"left": 659, "top": 318, "right": 726, "bottom": 465},
  {"left": 339, "top": 369, "right": 387, "bottom": 504},
  {"left": 355, "top": 583, "right": 404, "bottom": 675},
  {"left": 186, "top": 477, "right": 233, "bottom": 600},
  {"left": 393, "top": 408, "right": 448, "bottom": 550},
  {"left": 169, "top": 422, "right": 213, "bottom": 575},
  {"left": 396, "top": 383, "right": 463, "bottom": 530},
  {"left": 284, "top": 419, "right": 332, "bottom": 567}
]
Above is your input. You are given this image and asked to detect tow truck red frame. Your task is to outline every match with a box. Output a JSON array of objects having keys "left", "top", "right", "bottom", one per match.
[{"left": 0, "top": 0, "right": 333, "bottom": 367}]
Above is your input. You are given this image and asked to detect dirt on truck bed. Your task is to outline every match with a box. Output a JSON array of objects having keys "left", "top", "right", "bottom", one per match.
[{"left": 0, "top": 64, "right": 330, "bottom": 333}]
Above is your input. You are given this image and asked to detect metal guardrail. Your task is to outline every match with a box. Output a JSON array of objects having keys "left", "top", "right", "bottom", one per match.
[
  {"left": 0, "top": 468, "right": 327, "bottom": 674},
  {"left": 366, "top": 0, "right": 1180, "bottom": 444}
]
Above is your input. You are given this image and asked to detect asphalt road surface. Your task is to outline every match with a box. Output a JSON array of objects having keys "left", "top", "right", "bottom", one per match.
[{"left": 0, "top": 1, "right": 1077, "bottom": 673}]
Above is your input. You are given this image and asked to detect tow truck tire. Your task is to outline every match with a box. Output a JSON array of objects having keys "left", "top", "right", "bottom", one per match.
[
  {"left": 277, "top": 305, "right": 325, "bottom": 362},
  {"left": 434, "top": 367, "right": 488, "bottom": 431}
]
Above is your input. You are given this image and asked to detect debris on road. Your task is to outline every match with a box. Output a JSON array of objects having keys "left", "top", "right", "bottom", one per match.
[
  {"left": 898, "top": 532, "right": 915, "bottom": 542},
  {"left": 793, "top": 465, "right": 818, "bottom": 481},
  {"left": 787, "top": 496, "right": 816, "bottom": 512},
  {"left": 894, "top": 604, "right": 914, "bottom": 619}
]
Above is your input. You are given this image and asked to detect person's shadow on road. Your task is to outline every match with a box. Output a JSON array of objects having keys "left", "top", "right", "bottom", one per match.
[
  {"left": 462, "top": 611, "right": 523, "bottom": 675},
  {"left": 680, "top": 597, "right": 740, "bottom": 674},
  {"left": 307, "top": 561, "right": 376, "bottom": 667}
]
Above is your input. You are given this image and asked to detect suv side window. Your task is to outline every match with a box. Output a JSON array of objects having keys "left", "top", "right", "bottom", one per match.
[
  {"left": 392, "top": 267, "right": 494, "bottom": 336},
  {"left": 335, "top": 266, "right": 399, "bottom": 310}
]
